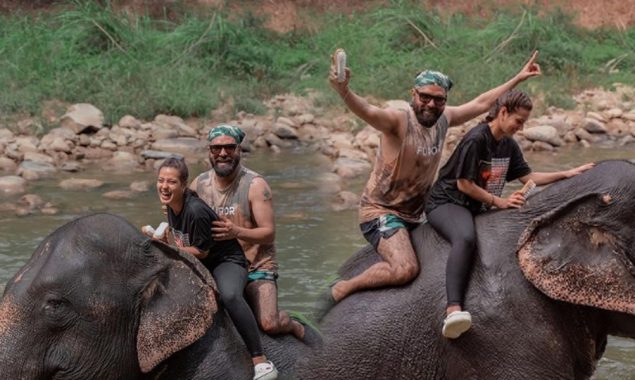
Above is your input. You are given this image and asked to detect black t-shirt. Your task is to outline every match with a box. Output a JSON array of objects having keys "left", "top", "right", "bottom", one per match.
[
  {"left": 167, "top": 191, "right": 247, "bottom": 270},
  {"left": 426, "top": 123, "right": 531, "bottom": 214}
]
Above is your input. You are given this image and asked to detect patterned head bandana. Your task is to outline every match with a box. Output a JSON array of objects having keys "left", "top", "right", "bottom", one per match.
[
  {"left": 414, "top": 70, "right": 453, "bottom": 92},
  {"left": 207, "top": 124, "right": 245, "bottom": 144}
]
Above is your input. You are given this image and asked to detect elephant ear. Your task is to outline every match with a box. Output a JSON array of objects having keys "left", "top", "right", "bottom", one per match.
[
  {"left": 137, "top": 240, "right": 217, "bottom": 373},
  {"left": 518, "top": 193, "right": 635, "bottom": 316}
]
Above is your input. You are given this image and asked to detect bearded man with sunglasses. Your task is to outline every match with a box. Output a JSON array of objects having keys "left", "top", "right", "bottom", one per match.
[
  {"left": 315, "top": 51, "right": 541, "bottom": 320},
  {"left": 190, "top": 125, "right": 309, "bottom": 343}
]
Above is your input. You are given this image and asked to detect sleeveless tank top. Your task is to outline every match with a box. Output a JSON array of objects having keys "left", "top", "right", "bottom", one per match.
[
  {"left": 193, "top": 165, "right": 277, "bottom": 272},
  {"left": 359, "top": 109, "right": 449, "bottom": 223}
]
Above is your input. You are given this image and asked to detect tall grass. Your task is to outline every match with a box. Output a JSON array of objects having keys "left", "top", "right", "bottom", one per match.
[{"left": 0, "top": 0, "right": 633, "bottom": 124}]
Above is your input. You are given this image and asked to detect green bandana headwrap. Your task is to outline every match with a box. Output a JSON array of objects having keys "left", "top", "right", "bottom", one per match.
[
  {"left": 207, "top": 124, "right": 245, "bottom": 144},
  {"left": 414, "top": 70, "right": 453, "bottom": 91}
]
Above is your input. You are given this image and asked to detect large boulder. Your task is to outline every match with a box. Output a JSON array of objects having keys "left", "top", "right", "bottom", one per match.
[
  {"left": 522, "top": 126, "right": 563, "bottom": 147},
  {"left": 60, "top": 103, "right": 104, "bottom": 134},
  {"left": 17, "top": 161, "right": 57, "bottom": 180}
]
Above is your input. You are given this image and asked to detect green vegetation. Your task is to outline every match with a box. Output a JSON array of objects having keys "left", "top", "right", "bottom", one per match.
[{"left": 0, "top": 0, "right": 633, "bottom": 124}]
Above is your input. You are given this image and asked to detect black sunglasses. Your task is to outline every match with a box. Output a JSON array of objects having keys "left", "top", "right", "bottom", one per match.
[
  {"left": 209, "top": 144, "right": 239, "bottom": 155},
  {"left": 416, "top": 91, "right": 447, "bottom": 106}
]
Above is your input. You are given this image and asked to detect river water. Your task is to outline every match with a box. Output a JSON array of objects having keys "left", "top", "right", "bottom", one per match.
[{"left": 0, "top": 145, "right": 633, "bottom": 378}]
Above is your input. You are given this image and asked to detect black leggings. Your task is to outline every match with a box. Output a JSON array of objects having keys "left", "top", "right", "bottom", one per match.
[
  {"left": 427, "top": 203, "right": 476, "bottom": 308},
  {"left": 212, "top": 261, "right": 263, "bottom": 357}
]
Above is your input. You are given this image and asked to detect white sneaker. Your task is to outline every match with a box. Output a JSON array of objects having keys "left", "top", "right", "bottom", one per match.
[
  {"left": 253, "top": 360, "right": 278, "bottom": 380},
  {"left": 442, "top": 311, "right": 472, "bottom": 339}
]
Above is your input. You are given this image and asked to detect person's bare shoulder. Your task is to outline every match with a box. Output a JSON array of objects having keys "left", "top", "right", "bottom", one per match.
[{"left": 249, "top": 176, "right": 273, "bottom": 203}]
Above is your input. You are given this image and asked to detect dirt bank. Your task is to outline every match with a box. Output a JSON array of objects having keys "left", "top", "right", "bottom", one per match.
[{"left": 2, "top": 0, "right": 634, "bottom": 30}]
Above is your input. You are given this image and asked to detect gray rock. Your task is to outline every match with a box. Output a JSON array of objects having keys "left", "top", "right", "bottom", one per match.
[
  {"left": 60, "top": 161, "right": 82, "bottom": 172},
  {"left": 101, "top": 141, "right": 118, "bottom": 151},
  {"left": 531, "top": 141, "right": 555, "bottom": 152},
  {"left": 276, "top": 117, "right": 297, "bottom": 128},
  {"left": 273, "top": 124, "right": 299, "bottom": 139},
  {"left": 59, "top": 178, "right": 104, "bottom": 190},
  {"left": 582, "top": 118, "right": 607, "bottom": 134},
  {"left": 619, "top": 135, "right": 635, "bottom": 146},
  {"left": 604, "top": 108, "right": 623, "bottom": 119},
  {"left": 105, "top": 151, "right": 139, "bottom": 171},
  {"left": 130, "top": 181, "right": 150, "bottom": 192},
  {"left": 119, "top": 115, "right": 142, "bottom": 129},
  {"left": 333, "top": 157, "right": 372, "bottom": 179},
  {"left": 48, "top": 137, "right": 73, "bottom": 153},
  {"left": 152, "top": 128, "right": 179, "bottom": 140},
  {"left": 264, "top": 133, "right": 294, "bottom": 148},
  {"left": 586, "top": 111, "right": 607, "bottom": 123},
  {"left": 563, "top": 131, "right": 578, "bottom": 143},
  {"left": 18, "top": 161, "right": 57, "bottom": 180},
  {"left": 0, "top": 175, "right": 27, "bottom": 195},
  {"left": 0, "top": 128, "right": 14, "bottom": 141},
  {"left": 18, "top": 194, "right": 44, "bottom": 209},
  {"left": 16, "top": 118, "right": 44, "bottom": 135},
  {"left": 0, "top": 157, "right": 17, "bottom": 172},
  {"left": 154, "top": 115, "right": 198, "bottom": 138},
  {"left": 151, "top": 138, "right": 207, "bottom": 159},
  {"left": 45, "top": 127, "right": 77, "bottom": 141},
  {"left": 574, "top": 128, "right": 598, "bottom": 142},
  {"left": 523, "top": 125, "right": 563, "bottom": 146},
  {"left": 60, "top": 103, "right": 104, "bottom": 134},
  {"left": 141, "top": 150, "right": 184, "bottom": 160},
  {"left": 23, "top": 152, "right": 55, "bottom": 165},
  {"left": 580, "top": 139, "right": 591, "bottom": 148},
  {"left": 103, "top": 190, "right": 133, "bottom": 200},
  {"left": 297, "top": 114, "right": 315, "bottom": 125}
]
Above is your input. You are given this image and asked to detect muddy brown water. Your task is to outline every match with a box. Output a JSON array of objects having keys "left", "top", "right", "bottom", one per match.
[{"left": 1, "top": 145, "right": 633, "bottom": 378}]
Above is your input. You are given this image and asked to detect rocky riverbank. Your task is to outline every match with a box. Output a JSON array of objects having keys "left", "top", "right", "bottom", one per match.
[{"left": 1, "top": 85, "right": 634, "bottom": 216}]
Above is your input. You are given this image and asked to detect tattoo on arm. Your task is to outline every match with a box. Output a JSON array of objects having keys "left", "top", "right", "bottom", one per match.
[{"left": 263, "top": 188, "right": 272, "bottom": 201}]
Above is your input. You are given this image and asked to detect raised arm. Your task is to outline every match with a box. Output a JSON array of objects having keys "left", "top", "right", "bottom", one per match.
[
  {"left": 445, "top": 51, "right": 542, "bottom": 127},
  {"left": 519, "top": 162, "right": 595, "bottom": 186},
  {"left": 211, "top": 177, "right": 275, "bottom": 244},
  {"left": 329, "top": 52, "right": 403, "bottom": 136}
]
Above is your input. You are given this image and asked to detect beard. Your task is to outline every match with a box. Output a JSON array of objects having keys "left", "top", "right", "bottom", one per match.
[
  {"left": 411, "top": 102, "right": 443, "bottom": 128},
  {"left": 211, "top": 155, "right": 240, "bottom": 177}
]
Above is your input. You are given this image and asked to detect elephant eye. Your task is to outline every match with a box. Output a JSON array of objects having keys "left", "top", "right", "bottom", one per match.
[
  {"left": 44, "top": 299, "right": 66, "bottom": 311},
  {"left": 42, "top": 297, "right": 75, "bottom": 329}
]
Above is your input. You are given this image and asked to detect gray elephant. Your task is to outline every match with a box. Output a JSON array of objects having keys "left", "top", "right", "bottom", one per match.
[
  {"left": 296, "top": 159, "right": 635, "bottom": 379},
  {"left": 0, "top": 213, "right": 316, "bottom": 379}
]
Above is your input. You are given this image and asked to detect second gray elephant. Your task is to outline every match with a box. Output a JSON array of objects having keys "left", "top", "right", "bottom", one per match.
[{"left": 297, "top": 159, "right": 635, "bottom": 380}]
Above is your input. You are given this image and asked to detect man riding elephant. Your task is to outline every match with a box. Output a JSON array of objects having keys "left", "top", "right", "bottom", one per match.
[{"left": 316, "top": 50, "right": 542, "bottom": 320}]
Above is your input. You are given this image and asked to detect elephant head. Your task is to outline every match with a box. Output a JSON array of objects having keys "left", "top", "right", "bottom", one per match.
[
  {"left": 0, "top": 213, "right": 217, "bottom": 379},
  {"left": 518, "top": 160, "right": 635, "bottom": 338}
]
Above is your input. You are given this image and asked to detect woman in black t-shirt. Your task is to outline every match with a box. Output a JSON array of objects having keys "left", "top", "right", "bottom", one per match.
[
  {"left": 425, "top": 90, "right": 594, "bottom": 340},
  {"left": 154, "top": 157, "right": 278, "bottom": 380}
]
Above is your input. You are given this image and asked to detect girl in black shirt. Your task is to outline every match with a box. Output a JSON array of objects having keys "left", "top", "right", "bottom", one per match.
[
  {"left": 425, "top": 90, "right": 594, "bottom": 339},
  {"left": 155, "top": 157, "right": 278, "bottom": 380}
]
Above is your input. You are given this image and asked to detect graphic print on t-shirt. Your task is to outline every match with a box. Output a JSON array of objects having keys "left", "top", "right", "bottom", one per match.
[
  {"left": 482, "top": 157, "right": 510, "bottom": 197},
  {"left": 170, "top": 227, "right": 191, "bottom": 248}
]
